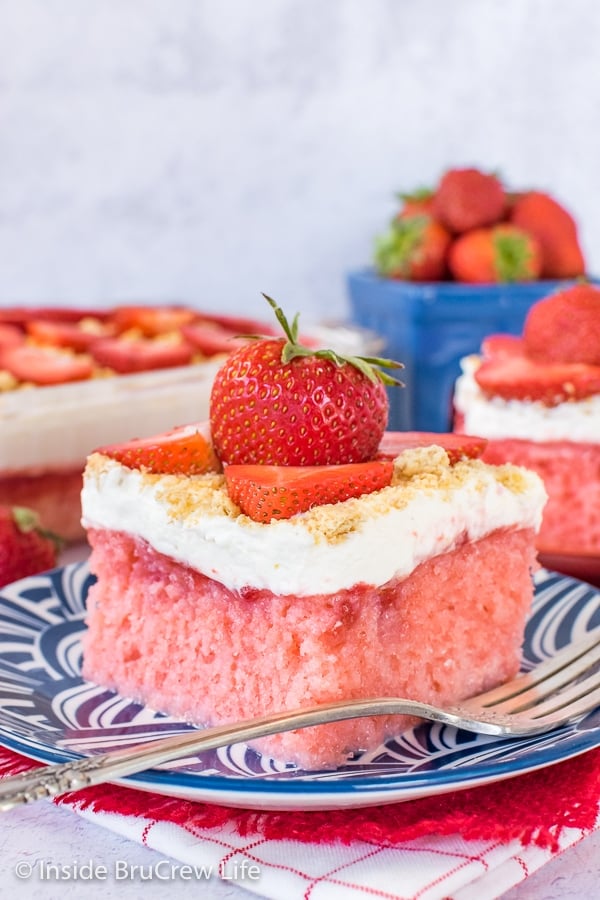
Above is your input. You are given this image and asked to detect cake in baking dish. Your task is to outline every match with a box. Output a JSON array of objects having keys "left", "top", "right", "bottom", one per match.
[
  {"left": 0, "top": 305, "right": 276, "bottom": 541},
  {"left": 80, "top": 299, "right": 546, "bottom": 768},
  {"left": 454, "top": 283, "right": 600, "bottom": 555}
]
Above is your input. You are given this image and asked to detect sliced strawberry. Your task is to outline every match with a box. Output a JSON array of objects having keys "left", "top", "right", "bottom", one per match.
[
  {"left": 376, "top": 432, "right": 487, "bottom": 464},
  {"left": 0, "top": 323, "right": 25, "bottom": 350},
  {"left": 181, "top": 322, "right": 251, "bottom": 357},
  {"left": 90, "top": 336, "right": 194, "bottom": 373},
  {"left": 480, "top": 334, "right": 524, "bottom": 360},
  {"left": 0, "top": 307, "right": 110, "bottom": 325},
  {"left": 0, "top": 308, "right": 39, "bottom": 326},
  {"left": 0, "top": 345, "right": 93, "bottom": 385},
  {"left": 204, "top": 313, "right": 279, "bottom": 336},
  {"left": 98, "top": 424, "right": 221, "bottom": 475},
  {"left": 112, "top": 305, "right": 197, "bottom": 337},
  {"left": 225, "top": 461, "right": 394, "bottom": 522},
  {"left": 26, "top": 318, "right": 109, "bottom": 352},
  {"left": 474, "top": 354, "right": 600, "bottom": 404}
]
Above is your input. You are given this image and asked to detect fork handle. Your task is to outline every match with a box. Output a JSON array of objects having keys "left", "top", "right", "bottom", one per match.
[{"left": 0, "top": 697, "right": 517, "bottom": 812}]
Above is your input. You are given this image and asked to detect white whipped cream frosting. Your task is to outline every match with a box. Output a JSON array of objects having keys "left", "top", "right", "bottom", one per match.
[
  {"left": 455, "top": 356, "right": 600, "bottom": 443},
  {"left": 0, "top": 362, "right": 222, "bottom": 473},
  {"left": 81, "top": 447, "right": 547, "bottom": 596}
]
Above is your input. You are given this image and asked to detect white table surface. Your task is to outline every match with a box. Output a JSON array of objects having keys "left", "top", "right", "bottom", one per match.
[{"left": 1, "top": 798, "right": 600, "bottom": 899}]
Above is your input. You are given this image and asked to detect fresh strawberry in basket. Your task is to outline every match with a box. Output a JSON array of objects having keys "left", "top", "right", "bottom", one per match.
[
  {"left": 373, "top": 167, "right": 588, "bottom": 285},
  {"left": 510, "top": 190, "right": 586, "bottom": 279},
  {"left": 448, "top": 224, "right": 542, "bottom": 284},
  {"left": 374, "top": 214, "right": 451, "bottom": 281},
  {"left": 433, "top": 167, "right": 506, "bottom": 234}
]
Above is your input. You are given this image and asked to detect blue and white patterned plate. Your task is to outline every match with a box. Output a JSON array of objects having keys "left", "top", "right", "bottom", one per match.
[{"left": 1, "top": 563, "right": 599, "bottom": 811}]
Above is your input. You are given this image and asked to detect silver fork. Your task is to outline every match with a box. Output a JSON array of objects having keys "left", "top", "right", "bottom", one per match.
[{"left": 2, "top": 626, "right": 600, "bottom": 812}]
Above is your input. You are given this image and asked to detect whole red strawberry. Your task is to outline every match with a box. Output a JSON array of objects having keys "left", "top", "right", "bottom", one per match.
[
  {"left": 396, "top": 188, "right": 435, "bottom": 218},
  {"left": 374, "top": 214, "right": 451, "bottom": 281},
  {"left": 523, "top": 282, "right": 600, "bottom": 365},
  {"left": 433, "top": 167, "right": 506, "bottom": 234},
  {"left": 510, "top": 190, "right": 586, "bottom": 279},
  {"left": 209, "top": 296, "right": 404, "bottom": 466},
  {"left": 0, "top": 506, "right": 61, "bottom": 588},
  {"left": 448, "top": 224, "right": 542, "bottom": 283}
]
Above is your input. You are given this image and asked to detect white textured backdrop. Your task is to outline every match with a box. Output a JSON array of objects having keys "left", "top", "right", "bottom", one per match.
[{"left": 0, "top": 0, "right": 599, "bottom": 322}]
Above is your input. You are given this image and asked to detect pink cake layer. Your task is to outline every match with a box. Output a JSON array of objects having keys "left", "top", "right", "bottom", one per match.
[
  {"left": 82, "top": 526, "right": 537, "bottom": 768},
  {"left": 481, "top": 440, "right": 600, "bottom": 555},
  {"left": 0, "top": 467, "right": 84, "bottom": 542}
]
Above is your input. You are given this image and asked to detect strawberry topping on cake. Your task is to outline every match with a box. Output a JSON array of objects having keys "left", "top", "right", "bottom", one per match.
[
  {"left": 98, "top": 423, "right": 221, "bottom": 476},
  {"left": 0, "top": 344, "right": 95, "bottom": 385},
  {"left": 80, "top": 296, "right": 547, "bottom": 768},
  {"left": 86, "top": 296, "right": 496, "bottom": 527},
  {"left": 209, "top": 295, "right": 404, "bottom": 467},
  {"left": 89, "top": 335, "right": 196, "bottom": 374},
  {"left": 472, "top": 284, "right": 600, "bottom": 406},
  {"left": 225, "top": 461, "right": 395, "bottom": 521},
  {"left": 377, "top": 432, "right": 487, "bottom": 464},
  {"left": 25, "top": 318, "right": 115, "bottom": 352},
  {"left": 0, "top": 304, "right": 279, "bottom": 389},
  {"left": 523, "top": 282, "right": 600, "bottom": 365}
]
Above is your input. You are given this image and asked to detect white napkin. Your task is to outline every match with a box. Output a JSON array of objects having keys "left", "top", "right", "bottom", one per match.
[{"left": 71, "top": 801, "right": 595, "bottom": 900}]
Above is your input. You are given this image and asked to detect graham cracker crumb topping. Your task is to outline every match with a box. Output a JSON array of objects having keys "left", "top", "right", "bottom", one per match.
[{"left": 86, "top": 444, "right": 540, "bottom": 546}]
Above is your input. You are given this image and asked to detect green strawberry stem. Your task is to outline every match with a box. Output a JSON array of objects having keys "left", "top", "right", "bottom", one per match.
[
  {"left": 373, "top": 217, "right": 428, "bottom": 279},
  {"left": 261, "top": 294, "right": 404, "bottom": 387},
  {"left": 12, "top": 506, "right": 65, "bottom": 553},
  {"left": 396, "top": 187, "right": 434, "bottom": 203},
  {"left": 494, "top": 231, "right": 536, "bottom": 282},
  {"left": 12, "top": 506, "right": 41, "bottom": 533}
]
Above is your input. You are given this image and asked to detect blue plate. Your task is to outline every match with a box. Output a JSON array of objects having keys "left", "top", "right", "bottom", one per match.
[{"left": 0, "top": 563, "right": 599, "bottom": 811}]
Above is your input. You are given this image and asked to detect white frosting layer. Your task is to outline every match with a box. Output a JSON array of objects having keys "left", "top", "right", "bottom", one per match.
[
  {"left": 81, "top": 450, "right": 547, "bottom": 595},
  {"left": 0, "top": 361, "right": 222, "bottom": 473},
  {"left": 455, "top": 356, "right": 600, "bottom": 443}
]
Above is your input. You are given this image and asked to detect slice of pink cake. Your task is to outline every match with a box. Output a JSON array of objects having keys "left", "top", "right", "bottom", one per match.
[
  {"left": 81, "top": 439, "right": 546, "bottom": 768},
  {"left": 478, "top": 440, "right": 600, "bottom": 554},
  {"left": 454, "top": 283, "right": 600, "bottom": 556}
]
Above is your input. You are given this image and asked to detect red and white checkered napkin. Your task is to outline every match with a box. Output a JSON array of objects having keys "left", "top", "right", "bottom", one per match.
[
  {"left": 4, "top": 745, "right": 600, "bottom": 899},
  {"left": 74, "top": 806, "right": 595, "bottom": 899}
]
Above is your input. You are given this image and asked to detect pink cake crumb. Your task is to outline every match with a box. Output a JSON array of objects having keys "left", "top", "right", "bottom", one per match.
[
  {"left": 481, "top": 440, "right": 600, "bottom": 555},
  {"left": 82, "top": 526, "right": 537, "bottom": 769}
]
